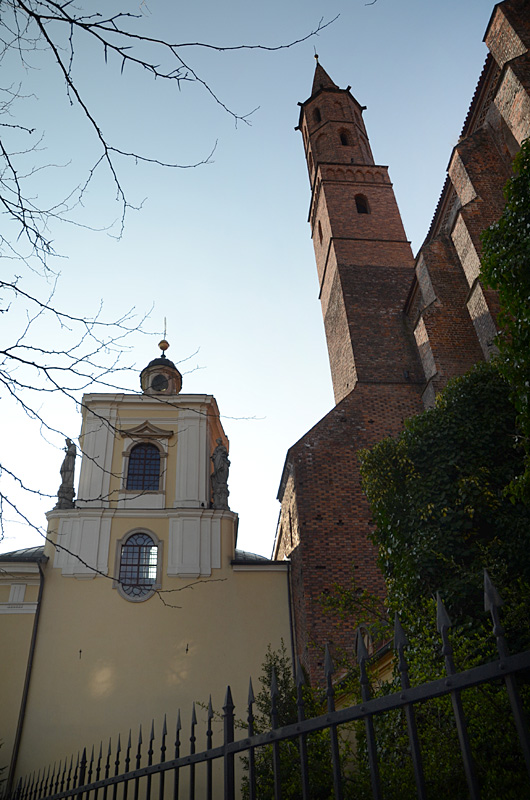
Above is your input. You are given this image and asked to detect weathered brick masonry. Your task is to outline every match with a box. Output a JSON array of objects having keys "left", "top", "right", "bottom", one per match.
[{"left": 275, "top": 1, "right": 530, "bottom": 683}]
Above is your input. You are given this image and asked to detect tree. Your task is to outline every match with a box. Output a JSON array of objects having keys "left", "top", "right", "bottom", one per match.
[
  {"left": 0, "top": 2, "right": 333, "bottom": 547},
  {"left": 240, "top": 643, "right": 351, "bottom": 799},
  {"left": 359, "top": 361, "right": 530, "bottom": 625},
  {"left": 352, "top": 362, "right": 530, "bottom": 798},
  {"left": 481, "top": 137, "right": 530, "bottom": 503}
]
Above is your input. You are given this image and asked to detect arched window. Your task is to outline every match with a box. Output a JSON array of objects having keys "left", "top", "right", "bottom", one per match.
[
  {"left": 340, "top": 131, "right": 350, "bottom": 146},
  {"left": 118, "top": 532, "right": 158, "bottom": 599},
  {"left": 318, "top": 220, "right": 323, "bottom": 244},
  {"left": 313, "top": 107, "right": 322, "bottom": 124},
  {"left": 355, "top": 194, "right": 370, "bottom": 214},
  {"left": 126, "top": 443, "right": 160, "bottom": 491}
]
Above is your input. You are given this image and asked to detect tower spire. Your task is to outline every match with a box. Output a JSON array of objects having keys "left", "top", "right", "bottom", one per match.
[{"left": 311, "top": 60, "right": 338, "bottom": 95}]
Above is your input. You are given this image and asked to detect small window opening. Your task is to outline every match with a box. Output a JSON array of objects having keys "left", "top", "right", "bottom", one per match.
[
  {"left": 313, "top": 107, "right": 322, "bottom": 124},
  {"left": 318, "top": 220, "right": 323, "bottom": 244},
  {"left": 126, "top": 443, "right": 160, "bottom": 491},
  {"left": 340, "top": 131, "right": 350, "bottom": 146},
  {"left": 119, "top": 533, "right": 158, "bottom": 599},
  {"left": 355, "top": 194, "right": 370, "bottom": 214}
]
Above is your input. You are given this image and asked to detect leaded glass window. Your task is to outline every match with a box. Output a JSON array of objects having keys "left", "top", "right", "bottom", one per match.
[
  {"left": 119, "top": 532, "right": 158, "bottom": 598},
  {"left": 126, "top": 443, "right": 160, "bottom": 491}
]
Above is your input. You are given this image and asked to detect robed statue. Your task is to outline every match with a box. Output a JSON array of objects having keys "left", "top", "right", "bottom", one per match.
[
  {"left": 211, "top": 438, "right": 230, "bottom": 509},
  {"left": 55, "top": 438, "right": 76, "bottom": 509}
]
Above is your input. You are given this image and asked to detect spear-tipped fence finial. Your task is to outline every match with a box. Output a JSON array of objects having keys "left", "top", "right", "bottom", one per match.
[
  {"left": 436, "top": 592, "right": 452, "bottom": 633},
  {"left": 324, "top": 643, "right": 334, "bottom": 678},
  {"left": 356, "top": 627, "right": 370, "bottom": 665},
  {"left": 296, "top": 658, "right": 305, "bottom": 688},
  {"left": 484, "top": 569, "right": 503, "bottom": 612}
]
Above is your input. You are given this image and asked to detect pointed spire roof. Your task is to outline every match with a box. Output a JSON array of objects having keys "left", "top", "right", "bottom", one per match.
[{"left": 311, "top": 58, "right": 338, "bottom": 96}]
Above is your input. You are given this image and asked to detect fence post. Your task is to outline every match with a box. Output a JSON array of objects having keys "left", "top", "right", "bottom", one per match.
[
  {"left": 394, "top": 614, "right": 427, "bottom": 800},
  {"left": 324, "top": 646, "right": 343, "bottom": 800},
  {"left": 436, "top": 594, "right": 481, "bottom": 799},
  {"left": 484, "top": 571, "right": 530, "bottom": 778},
  {"left": 223, "top": 686, "right": 235, "bottom": 800},
  {"left": 356, "top": 630, "right": 382, "bottom": 800}
]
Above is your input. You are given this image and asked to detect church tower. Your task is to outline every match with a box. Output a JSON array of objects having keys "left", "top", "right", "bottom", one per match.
[
  {"left": 275, "top": 62, "right": 425, "bottom": 682},
  {"left": 297, "top": 61, "right": 423, "bottom": 404},
  {"left": 1, "top": 342, "right": 291, "bottom": 790}
]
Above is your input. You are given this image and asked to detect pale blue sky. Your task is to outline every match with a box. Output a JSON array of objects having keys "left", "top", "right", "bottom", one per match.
[{"left": 1, "top": 0, "right": 494, "bottom": 556}]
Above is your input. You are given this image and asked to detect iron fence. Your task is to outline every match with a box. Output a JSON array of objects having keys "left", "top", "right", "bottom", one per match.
[{"left": 10, "top": 571, "right": 530, "bottom": 799}]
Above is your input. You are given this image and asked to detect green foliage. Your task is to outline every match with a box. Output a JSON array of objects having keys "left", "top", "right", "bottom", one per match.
[
  {"left": 359, "top": 361, "right": 530, "bottom": 625},
  {"left": 349, "top": 599, "right": 530, "bottom": 800},
  {"left": 354, "top": 361, "right": 530, "bottom": 796},
  {"left": 320, "top": 575, "right": 393, "bottom": 654},
  {"left": 481, "top": 137, "right": 530, "bottom": 502},
  {"left": 240, "top": 643, "right": 353, "bottom": 799}
]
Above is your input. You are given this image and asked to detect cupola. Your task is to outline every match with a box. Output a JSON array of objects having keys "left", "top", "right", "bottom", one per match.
[{"left": 140, "top": 340, "right": 182, "bottom": 395}]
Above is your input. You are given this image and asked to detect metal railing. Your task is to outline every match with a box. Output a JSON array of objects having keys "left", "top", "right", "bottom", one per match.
[{"left": 11, "top": 571, "right": 530, "bottom": 799}]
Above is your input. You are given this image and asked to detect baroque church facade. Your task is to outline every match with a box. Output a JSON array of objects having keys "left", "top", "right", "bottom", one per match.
[
  {"left": 0, "top": 350, "right": 291, "bottom": 792},
  {"left": 1, "top": 0, "right": 530, "bottom": 790}
]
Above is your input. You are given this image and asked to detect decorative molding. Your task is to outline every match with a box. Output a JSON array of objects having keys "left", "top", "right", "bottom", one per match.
[
  {"left": 0, "top": 603, "right": 38, "bottom": 614},
  {"left": 232, "top": 564, "right": 289, "bottom": 572},
  {"left": 119, "top": 421, "right": 174, "bottom": 439},
  {"left": 117, "top": 492, "right": 166, "bottom": 510},
  {"left": 52, "top": 514, "right": 111, "bottom": 578},
  {"left": 168, "top": 510, "right": 225, "bottom": 578},
  {"left": 0, "top": 563, "right": 40, "bottom": 575}
]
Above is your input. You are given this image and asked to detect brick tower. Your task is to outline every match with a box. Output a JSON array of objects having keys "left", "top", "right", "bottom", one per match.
[{"left": 273, "top": 61, "right": 425, "bottom": 682}]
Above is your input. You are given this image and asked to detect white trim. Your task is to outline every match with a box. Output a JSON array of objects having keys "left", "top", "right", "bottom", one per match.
[
  {"left": 51, "top": 514, "right": 111, "bottom": 578},
  {"left": 232, "top": 564, "right": 289, "bottom": 572},
  {"left": 0, "top": 563, "right": 40, "bottom": 575},
  {"left": 168, "top": 509, "right": 226, "bottom": 577},
  {"left": 0, "top": 603, "right": 38, "bottom": 614},
  {"left": 9, "top": 583, "right": 26, "bottom": 603}
]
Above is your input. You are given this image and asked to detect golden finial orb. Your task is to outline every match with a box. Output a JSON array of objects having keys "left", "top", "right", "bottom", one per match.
[{"left": 158, "top": 339, "right": 170, "bottom": 353}]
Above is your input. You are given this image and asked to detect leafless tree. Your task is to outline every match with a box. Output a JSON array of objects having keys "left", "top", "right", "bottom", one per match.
[{"left": 0, "top": 1, "right": 335, "bottom": 549}]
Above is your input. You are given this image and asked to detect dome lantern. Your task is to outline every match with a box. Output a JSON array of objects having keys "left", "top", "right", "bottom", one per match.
[{"left": 140, "top": 340, "right": 182, "bottom": 395}]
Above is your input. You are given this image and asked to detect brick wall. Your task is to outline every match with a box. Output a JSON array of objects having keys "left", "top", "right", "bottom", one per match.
[{"left": 275, "top": 383, "right": 423, "bottom": 683}]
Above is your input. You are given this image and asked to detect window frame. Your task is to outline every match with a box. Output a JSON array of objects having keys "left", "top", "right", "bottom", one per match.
[
  {"left": 121, "top": 438, "right": 167, "bottom": 496},
  {"left": 355, "top": 194, "right": 371, "bottom": 214},
  {"left": 125, "top": 442, "right": 162, "bottom": 492},
  {"left": 114, "top": 529, "right": 163, "bottom": 602}
]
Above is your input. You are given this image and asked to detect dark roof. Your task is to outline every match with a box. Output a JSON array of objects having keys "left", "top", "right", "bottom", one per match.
[
  {"left": 143, "top": 356, "right": 178, "bottom": 371},
  {"left": 312, "top": 61, "right": 338, "bottom": 95},
  {"left": 0, "top": 545, "right": 47, "bottom": 562},
  {"left": 232, "top": 548, "right": 281, "bottom": 565}
]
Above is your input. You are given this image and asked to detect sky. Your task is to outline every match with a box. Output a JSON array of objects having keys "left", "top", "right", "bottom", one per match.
[{"left": 1, "top": 0, "right": 494, "bottom": 557}]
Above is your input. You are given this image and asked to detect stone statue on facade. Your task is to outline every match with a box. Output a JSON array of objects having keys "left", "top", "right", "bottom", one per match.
[
  {"left": 210, "top": 438, "right": 230, "bottom": 509},
  {"left": 55, "top": 438, "right": 76, "bottom": 509}
]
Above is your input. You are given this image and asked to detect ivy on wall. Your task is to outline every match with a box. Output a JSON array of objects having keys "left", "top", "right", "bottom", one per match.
[{"left": 481, "top": 137, "right": 530, "bottom": 502}]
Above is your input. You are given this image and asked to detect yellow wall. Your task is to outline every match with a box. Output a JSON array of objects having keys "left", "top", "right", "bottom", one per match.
[
  {"left": 3, "top": 390, "right": 290, "bottom": 796},
  {"left": 13, "top": 533, "right": 291, "bottom": 784},
  {"left": 0, "top": 612, "right": 36, "bottom": 777}
]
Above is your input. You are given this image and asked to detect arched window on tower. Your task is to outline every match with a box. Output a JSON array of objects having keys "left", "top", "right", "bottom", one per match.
[
  {"left": 313, "top": 107, "right": 322, "bottom": 124},
  {"left": 318, "top": 220, "right": 323, "bottom": 245},
  {"left": 118, "top": 531, "right": 159, "bottom": 600},
  {"left": 126, "top": 443, "right": 160, "bottom": 491},
  {"left": 355, "top": 194, "right": 370, "bottom": 215},
  {"left": 340, "top": 131, "right": 350, "bottom": 146}
]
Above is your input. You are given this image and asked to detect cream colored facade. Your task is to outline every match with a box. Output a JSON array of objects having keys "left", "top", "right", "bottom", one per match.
[{"left": 0, "top": 355, "right": 292, "bottom": 793}]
